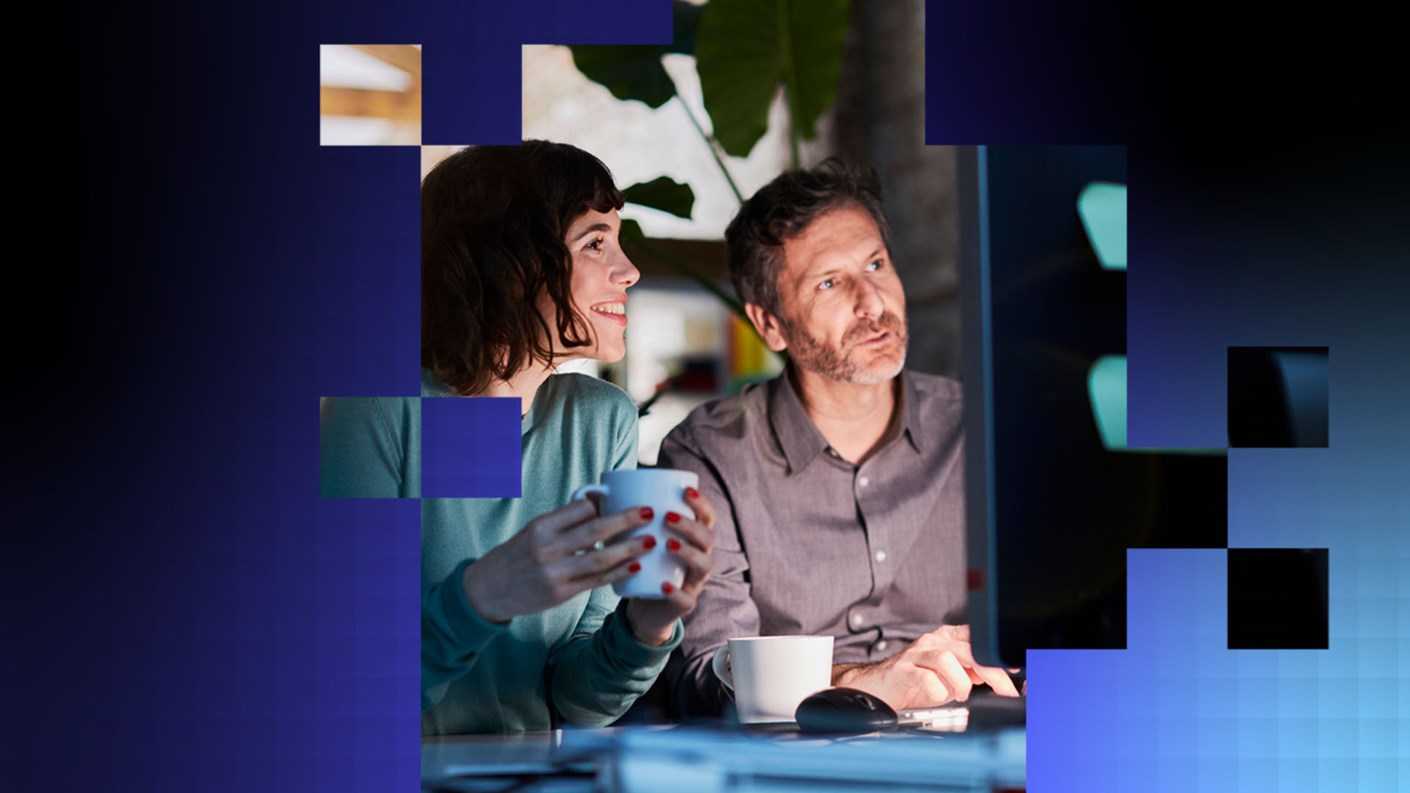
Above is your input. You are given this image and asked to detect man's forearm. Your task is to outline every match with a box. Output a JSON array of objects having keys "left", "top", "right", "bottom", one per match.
[{"left": 831, "top": 662, "right": 868, "bottom": 686}]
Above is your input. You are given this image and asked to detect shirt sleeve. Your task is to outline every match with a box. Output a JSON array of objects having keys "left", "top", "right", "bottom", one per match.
[
  {"left": 421, "top": 557, "right": 512, "bottom": 711},
  {"left": 655, "top": 423, "right": 761, "bottom": 718},
  {"left": 319, "top": 397, "right": 420, "bottom": 498}
]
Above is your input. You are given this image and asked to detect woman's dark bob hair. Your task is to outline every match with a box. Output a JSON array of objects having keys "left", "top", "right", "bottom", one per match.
[{"left": 421, "top": 141, "right": 625, "bottom": 396}]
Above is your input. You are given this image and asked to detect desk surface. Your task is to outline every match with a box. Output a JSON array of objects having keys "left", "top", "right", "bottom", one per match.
[{"left": 423, "top": 723, "right": 1025, "bottom": 793}]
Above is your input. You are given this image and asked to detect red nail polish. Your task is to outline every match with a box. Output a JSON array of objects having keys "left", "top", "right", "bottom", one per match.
[
  {"left": 661, "top": 582, "right": 675, "bottom": 594},
  {"left": 628, "top": 562, "right": 641, "bottom": 573},
  {"left": 639, "top": 507, "right": 654, "bottom": 520},
  {"left": 667, "top": 539, "right": 682, "bottom": 551},
  {"left": 685, "top": 487, "right": 699, "bottom": 500},
  {"left": 642, "top": 536, "right": 657, "bottom": 550},
  {"left": 665, "top": 511, "right": 681, "bottom": 524}
]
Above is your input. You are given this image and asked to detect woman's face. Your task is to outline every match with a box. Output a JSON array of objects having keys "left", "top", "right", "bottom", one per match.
[{"left": 549, "top": 208, "right": 640, "bottom": 363}]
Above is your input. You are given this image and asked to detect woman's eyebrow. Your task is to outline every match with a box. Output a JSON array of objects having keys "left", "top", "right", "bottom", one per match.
[{"left": 569, "top": 223, "right": 613, "bottom": 243}]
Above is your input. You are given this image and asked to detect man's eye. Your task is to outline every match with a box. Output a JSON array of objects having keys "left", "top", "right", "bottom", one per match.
[
  {"left": 819, "top": 278, "right": 835, "bottom": 290},
  {"left": 867, "top": 259, "right": 883, "bottom": 271}
]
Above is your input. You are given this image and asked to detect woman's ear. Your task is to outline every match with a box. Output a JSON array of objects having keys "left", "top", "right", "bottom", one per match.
[{"left": 744, "top": 303, "right": 789, "bottom": 353}]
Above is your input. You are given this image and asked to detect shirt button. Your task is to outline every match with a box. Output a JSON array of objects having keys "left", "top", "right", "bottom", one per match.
[
  {"left": 851, "top": 614, "right": 864, "bottom": 627},
  {"left": 858, "top": 475, "right": 870, "bottom": 487},
  {"left": 876, "top": 640, "right": 888, "bottom": 653},
  {"left": 874, "top": 550, "right": 887, "bottom": 562}
]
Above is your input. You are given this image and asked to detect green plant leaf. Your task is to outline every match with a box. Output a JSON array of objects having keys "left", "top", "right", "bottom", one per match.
[
  {"left": 569, "top": 46, "right": 676, "bottom": 108},
  {"left": 619, "top": 220, "right": 749, "bottom": 321},
  {"left": 567, "top": 1, "right": 704, "bottom": 108},
  {"left": 695, "top": 0, "right": 850, "bottom": 158},
  {"left": 666, "top": 0, "right": 704, "bottom": 55},
  {"left": 619, "top": 218, "right": 647, "bottom": 243},
  {"left": 622, "top": 177, "right": 696, "bottom": 219}
]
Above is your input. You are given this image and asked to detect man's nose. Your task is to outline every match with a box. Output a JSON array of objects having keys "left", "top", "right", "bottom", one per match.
[{"left": 855, "top": 278, "right": 885, "bottom": 318}]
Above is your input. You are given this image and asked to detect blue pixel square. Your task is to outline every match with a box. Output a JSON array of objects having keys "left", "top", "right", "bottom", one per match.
[{"left": 420, "top": 397, "right": 521, "bottom": 498}]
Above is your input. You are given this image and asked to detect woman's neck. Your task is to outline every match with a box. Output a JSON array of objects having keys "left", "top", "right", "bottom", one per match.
[{"left": 476, "top": 364, "right": 553, "bottom": 418}]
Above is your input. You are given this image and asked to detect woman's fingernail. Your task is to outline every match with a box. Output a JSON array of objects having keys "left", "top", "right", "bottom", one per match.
[
  {"left": 642, "top": 536, "right": 657, "bottom": 550},
  {"left": 685, "top": 487, "right": 699, "bottom": 500},
  {"left": 628, "top": 562, "right": 641, "bottom": 573},
  {"left": 667, "top": 538, "right": 682, "bottom": 552},
  {"left": 639, "top": 507, "right": 654, "bottom": 521},
  {"left": 661, "top": 582, "right": 675, "bottom": 594},
  {"left": 665, "top": 511, "right": 681, "bottom": 525}
]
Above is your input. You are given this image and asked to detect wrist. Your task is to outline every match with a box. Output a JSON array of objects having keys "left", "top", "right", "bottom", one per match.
[
  {"left": 624, "top": 601, "right": 675, "bottom": 646},
  {"left": 462, "top": 559, "right": 511, "bottom": 625},
  {"left": 832, "top": 662, "right": 865, "bottom": 687}
]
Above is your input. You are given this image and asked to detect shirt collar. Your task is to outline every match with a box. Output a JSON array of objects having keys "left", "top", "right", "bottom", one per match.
[
  {"left": 768, "top": 367, "right": 830, "bottom": 475},
  {"left": 768, "top": 367, "right": 924, "bottom": 474},
  {"left": 899, "top": 369, "right": 926, "bottom": 454}
]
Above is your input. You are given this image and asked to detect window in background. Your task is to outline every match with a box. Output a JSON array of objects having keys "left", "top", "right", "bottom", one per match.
[{"left": 320, "top": 45, "right": 422, "bottom": 146}]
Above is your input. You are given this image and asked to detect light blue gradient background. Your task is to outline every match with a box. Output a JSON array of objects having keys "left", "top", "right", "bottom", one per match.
[{"left": 1030, "top": 184, "right": 1409, "bottom": 788}]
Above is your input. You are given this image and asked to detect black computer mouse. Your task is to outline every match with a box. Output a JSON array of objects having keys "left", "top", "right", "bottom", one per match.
[{"left": 794, "top": 687, "right": 899, "bottom": 734}]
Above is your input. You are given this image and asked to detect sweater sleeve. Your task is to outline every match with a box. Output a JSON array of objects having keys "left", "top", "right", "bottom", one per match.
[
  {"left": 544, "top": 392, "right": 684, "bottom": 726},
  {"left": 421, "top": 557, "right": 510, "bottom": 711},
  {"left": 546, "top": 593, "right": 682, "bottom": 726},
  {"left": 319, "top": 397, "right": 421, "bottom": 498}
]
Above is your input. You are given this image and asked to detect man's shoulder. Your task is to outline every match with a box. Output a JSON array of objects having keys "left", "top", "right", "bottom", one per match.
[{"left": 665, "top": 379, "right": 773, "bottom": 448}]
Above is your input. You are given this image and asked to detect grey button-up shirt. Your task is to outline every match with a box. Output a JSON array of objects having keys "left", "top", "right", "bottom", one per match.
[{"left": 656, "top": 368, "right": 967, "bottom": 716}]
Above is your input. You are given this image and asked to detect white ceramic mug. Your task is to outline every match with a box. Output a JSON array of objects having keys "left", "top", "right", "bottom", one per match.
[
  {"left": 711, "top": 635, "right": 835, "bottom": 723},
  {"left": 570, "top": 469, "right": 698, "bottom": 599}
]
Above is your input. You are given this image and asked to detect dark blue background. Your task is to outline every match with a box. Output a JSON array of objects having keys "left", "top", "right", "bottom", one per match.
[{"left": 15, "top": 0, "right": 1406, "bottom": 790}]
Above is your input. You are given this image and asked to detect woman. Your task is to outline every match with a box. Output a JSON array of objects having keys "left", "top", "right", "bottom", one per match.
[{"left": 320, "top": 141, "right": 716, "bottom": 734}]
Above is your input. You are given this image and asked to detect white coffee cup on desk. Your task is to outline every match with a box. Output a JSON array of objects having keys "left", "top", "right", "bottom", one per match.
[
  {"left": 712, "top": 635, "right": 834, "bottom": 724},
  {"left": 571, "top": 468, "right": 698, "bottom": 599}
]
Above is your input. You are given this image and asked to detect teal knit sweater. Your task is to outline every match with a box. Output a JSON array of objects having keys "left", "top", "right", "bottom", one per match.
[{"left": 319, "top": 370, "right": 681, "bottom": 733}]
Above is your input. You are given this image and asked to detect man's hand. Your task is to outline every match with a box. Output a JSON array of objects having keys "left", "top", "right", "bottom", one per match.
[{"left": 833, "top": 625, "right": 1020, "bottom": 710}]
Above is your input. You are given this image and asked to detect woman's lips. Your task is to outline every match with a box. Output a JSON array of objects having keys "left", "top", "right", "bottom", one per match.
[{"left": 590, "top": 301, "right": 627, "bottom": 326}]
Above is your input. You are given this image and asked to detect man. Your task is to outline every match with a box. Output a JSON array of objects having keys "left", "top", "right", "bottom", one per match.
[{"left": 658, "top": 161, "right": 1019, "bottom": 717}]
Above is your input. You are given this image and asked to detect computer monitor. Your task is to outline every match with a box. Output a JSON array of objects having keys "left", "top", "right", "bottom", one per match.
[{"left": 957, "top": 145, "right": 1229, "bottom": 669}]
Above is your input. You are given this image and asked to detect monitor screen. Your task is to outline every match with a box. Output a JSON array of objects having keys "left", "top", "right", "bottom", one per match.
[{"left": 958, "top": 145, "right": 1229, "bottom": 668}]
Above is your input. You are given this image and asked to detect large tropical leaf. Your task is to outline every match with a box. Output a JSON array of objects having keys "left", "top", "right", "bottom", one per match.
[
  {"left": 695, "top": 0, "right": 850, "bottom": 158},
  {"left": 567, "top": 1, "right": 704, "bottom": 109},
  {"left": 619, "top": 219, "right": 747, "bottom": 320},
  {"left": 622, "top": 177, "right": 695, "bottom": 219}
]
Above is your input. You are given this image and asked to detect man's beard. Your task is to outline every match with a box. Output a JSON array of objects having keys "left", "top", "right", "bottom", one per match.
[{"left": 781, "top": 310, "right": 908, "bottom": 384}]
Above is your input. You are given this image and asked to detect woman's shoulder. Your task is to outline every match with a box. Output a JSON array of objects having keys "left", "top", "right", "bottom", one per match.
[{"left": 544, "top": 372, "right": 637, "bottom": 418}]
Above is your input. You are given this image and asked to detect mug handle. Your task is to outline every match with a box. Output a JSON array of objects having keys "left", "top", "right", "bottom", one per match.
[
  {"left": 711, "top": 645, "right": 733, "bottom": 691},
  {"left": 570, "top": 483, "right": 608, "bottom": 509}
]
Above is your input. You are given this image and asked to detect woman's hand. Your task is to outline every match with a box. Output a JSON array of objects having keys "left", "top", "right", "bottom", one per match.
[
  {"left": 462, "top": 499, "right": 656, "bottom": 624},
  {"left": 624, "top": 487, "right": 718, "bottom": 645}
]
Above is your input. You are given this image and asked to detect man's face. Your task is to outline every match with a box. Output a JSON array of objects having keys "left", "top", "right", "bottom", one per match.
[{"left": 751, "top": 204, "right": 908, "bottom": 384}]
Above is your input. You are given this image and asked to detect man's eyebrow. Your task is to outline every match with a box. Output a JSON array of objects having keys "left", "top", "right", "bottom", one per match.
[
  {"left": 795, "top": 246, "right": 888, "bottom": 285},
  {"left": 569, "top": 223, "right": 613, "bottom": 243}
]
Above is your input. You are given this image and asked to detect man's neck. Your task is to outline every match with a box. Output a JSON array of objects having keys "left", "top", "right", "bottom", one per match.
[{"left": 791, "top": 366, "right": 901, "bottom": 464}]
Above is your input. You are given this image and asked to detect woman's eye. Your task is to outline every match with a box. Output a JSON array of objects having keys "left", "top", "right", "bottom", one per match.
[
  {"left": 867, "top": 259, "right": 883, "bottom": 272},
  {"left": 584, "top": 238, "right": 605, "bottom": 253},
  {"left": 819, "top": 278, "right": 835, "bottom": 291}
]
